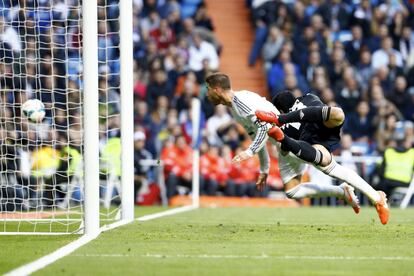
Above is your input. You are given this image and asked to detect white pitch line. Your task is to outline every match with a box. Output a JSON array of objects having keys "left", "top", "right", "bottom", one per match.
[
  {"left": 136, "top": 205, "right": 197, "bottom": 221},
  {"left": 0, "top": 232, "right": 78, "bottom": 236},
  {"left": 4, "top": 233, "right": 99, "bottom": 276},
  {"left": 100, "top": 219, "right": 132, "bottom": 233},
  {"left": 72, "top": 253, "right": 414, "bottom": 261},
  {"left": 5, "top": 207, "right": 198, "bottom": 275}
]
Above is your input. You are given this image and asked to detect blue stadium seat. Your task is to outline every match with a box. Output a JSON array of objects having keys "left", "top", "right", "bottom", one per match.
[
  {"left": 180, "top": 0, "right": 202, "bottom": 19},
  {"left": 181, "top": 0, "right": 203, "bottom": 5}
]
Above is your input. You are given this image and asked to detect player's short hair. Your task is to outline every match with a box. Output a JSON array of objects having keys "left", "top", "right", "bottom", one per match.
[
  {"left": 205, "top": 73, "right": 231, "bottom": 90},
  {"left": 272, "top": 90, "right": 296, "bottom": 113}
]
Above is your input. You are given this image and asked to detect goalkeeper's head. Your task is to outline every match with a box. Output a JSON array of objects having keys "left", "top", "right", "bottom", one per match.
[{"left": 272, "top": 90, "right": 296, "bottom": 114}]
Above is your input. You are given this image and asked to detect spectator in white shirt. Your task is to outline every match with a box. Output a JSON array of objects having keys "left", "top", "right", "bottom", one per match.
[
  {"left": 0, "top": 17, "right": 21, "bottom": 53},
  {"left": 206, "top": 105, "right": 233, "bottom": 146},
  {"left": 372, "top": 36, "right": 403, "bottom": 70},
  {"left": 189, "top": 33, "right": 219, "bottom": 71},
  {"left": 262, "top": 25, "right": 285, "bottom": 70}
]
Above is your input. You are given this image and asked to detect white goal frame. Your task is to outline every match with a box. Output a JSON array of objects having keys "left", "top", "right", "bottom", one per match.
[
  {"left": 82, "top": 0, "right": 100, "bottom": 237},
  {"left": 0, "top": 0, "right": 134, "bottom": 236},
  {"left": 80, "top": 0, "right": 136, "bottom": 235}
]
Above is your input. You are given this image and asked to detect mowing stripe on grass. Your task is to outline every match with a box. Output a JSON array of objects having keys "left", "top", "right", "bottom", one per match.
[
  {"left": 5, "top": 206, "right": 198, "bottom": 275},
  {"left": 4, "top": 234, "right": 99, "bottom": 276},
  {"left": 72, "top": 253, "right": 414, "bottom": 261}
]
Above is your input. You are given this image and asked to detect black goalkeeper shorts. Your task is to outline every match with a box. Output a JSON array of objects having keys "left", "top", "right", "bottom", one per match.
[{"left": 299, "top": 122, "right": 342, "bottom": 152}]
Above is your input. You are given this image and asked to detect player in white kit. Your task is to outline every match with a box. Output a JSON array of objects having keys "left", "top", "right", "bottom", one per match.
[{"left": 205, "top": 73, "right": 360, "bottom": 210}]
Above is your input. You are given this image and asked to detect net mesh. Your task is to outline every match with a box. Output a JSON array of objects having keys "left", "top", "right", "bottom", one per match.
[
  {"left": 0, "top": 0, "right": 121, "bottom": 233},
  {"left": 97, "top": 0, "right": 122, "bottom": 225}
]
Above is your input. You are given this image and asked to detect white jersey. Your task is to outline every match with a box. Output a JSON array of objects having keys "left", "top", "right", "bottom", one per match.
[{"left": 230, "top": 90, "right": 279, "bottom": 173}]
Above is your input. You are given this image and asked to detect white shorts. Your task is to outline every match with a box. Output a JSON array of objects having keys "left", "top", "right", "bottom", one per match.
[{"left": 278, "top": 152, "right": 307, "bottom": 184}]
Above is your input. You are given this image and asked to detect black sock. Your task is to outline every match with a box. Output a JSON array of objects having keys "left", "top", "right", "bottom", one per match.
[
  {"left": 278, "top": 106, "right": 331, "bottom": 124},
  {"left": 281, "top": 135, "right": 323, "bottom": 165}
]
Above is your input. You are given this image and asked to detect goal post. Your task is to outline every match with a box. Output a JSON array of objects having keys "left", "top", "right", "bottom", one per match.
[
  {"left": 400, "top": 177, "right": 414, "bottom": 209},
  {"left": 83, "top": 0, "right": 100, "bottom": 237},
  {"left": 191, "top": 98, "right": 201, "bottom": 208},
  {"left": 0, "top": 0, "right": 134, "bottom": 235},
  {"left": 119, "top": 0, "right": 134, "bottom": 222}
]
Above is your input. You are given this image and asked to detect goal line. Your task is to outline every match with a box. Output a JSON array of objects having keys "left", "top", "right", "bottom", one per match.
[{"left": 4, "top": 206, "right": 198, "bottom": 276}]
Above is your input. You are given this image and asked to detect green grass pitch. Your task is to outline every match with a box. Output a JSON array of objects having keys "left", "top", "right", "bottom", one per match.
[{"left": 2, "top": 207, "right": 414, "bottom": 275}]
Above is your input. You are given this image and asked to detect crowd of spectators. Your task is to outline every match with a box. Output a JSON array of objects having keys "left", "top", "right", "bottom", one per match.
[
  {"left": 248, "top": 0, "right": 414, "bottom": 151},
  {"left": 247, "top": 0, "right": 414, "bottom": 201},
  {"left": 132, "top": 0, "right": 283, "bottom": 199},
  {"left": 1, "top": 0, "right": 414, "bottom": 208},
  {"left": 252, "top": 1, "right": 413, "bottom": 137},
  {"left": 0, "top": 0, "right": 270, "bottom": 208},
  {"left": 0, "top": 0, "right": 126, "bottom": 209},
  {"left": 137, "top": 0, "right": 414, "bottom": 201}
]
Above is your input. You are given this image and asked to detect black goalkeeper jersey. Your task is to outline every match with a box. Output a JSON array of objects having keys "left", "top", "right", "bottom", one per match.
[{"left": 281, "top": 93, "right": 342, "bottom": 152}]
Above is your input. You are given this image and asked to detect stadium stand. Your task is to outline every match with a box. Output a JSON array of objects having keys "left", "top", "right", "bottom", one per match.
[
  {"left": 132, "top": 0, "right": 281, "bottom": 201},
  {"left": 246, "top": 0, "right": 413, "bottom": 204},
  {"left": 0, "top": 0, "right": 413, "bottom": 207}
]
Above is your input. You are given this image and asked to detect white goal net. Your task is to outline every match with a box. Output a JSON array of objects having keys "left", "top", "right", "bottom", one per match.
[{"left": 0, "top": 0, "right": 134, "bottom": 235}]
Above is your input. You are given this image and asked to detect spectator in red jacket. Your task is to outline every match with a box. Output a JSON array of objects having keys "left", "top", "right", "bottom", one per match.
[
  {"left": 201, "top": 144, "right": 237, "bottom": 196},
  {"left": 199, "top": 144, "right": 219, "bottom": 196},
  {"left": 161, "top": 135, "right": 193, "bottom": 199},
  {"left": 149, "top": 19, "right": 175, "bottom": 53},
  {"left": 228, "top": 147, "right": 260, "bottom": 197}
]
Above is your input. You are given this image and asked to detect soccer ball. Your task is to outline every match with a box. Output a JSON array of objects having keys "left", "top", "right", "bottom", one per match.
[{"left": 22, "top": 99, "right": 46, "bottom": 123}]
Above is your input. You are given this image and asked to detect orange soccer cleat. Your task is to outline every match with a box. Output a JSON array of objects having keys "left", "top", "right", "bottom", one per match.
[
  {"left": 375, "top": 191, "right": 389, "bottom": 225},
  {"left": 268, "top": 126, "right": 284, "bottom": 141},
  {"left": 255, "top": 110, "right": 282, "bottom": 126}
]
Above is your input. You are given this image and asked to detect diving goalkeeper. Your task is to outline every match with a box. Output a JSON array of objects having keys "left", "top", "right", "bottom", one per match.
[{"left": 256, "top": 90, "right": 389, "bottom": 224}]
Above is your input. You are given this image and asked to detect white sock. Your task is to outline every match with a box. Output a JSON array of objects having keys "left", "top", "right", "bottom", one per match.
[
  {"left": 318, "top": 160, "right": 381, "bottom": 203},
  {"left": 286, "top": 182, "right": 345, "bottom": 199}
]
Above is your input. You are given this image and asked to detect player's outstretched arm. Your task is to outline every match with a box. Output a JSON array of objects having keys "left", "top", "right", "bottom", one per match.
[{"left": 232, "top": 116, "right": 271, "bottom": 163}]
